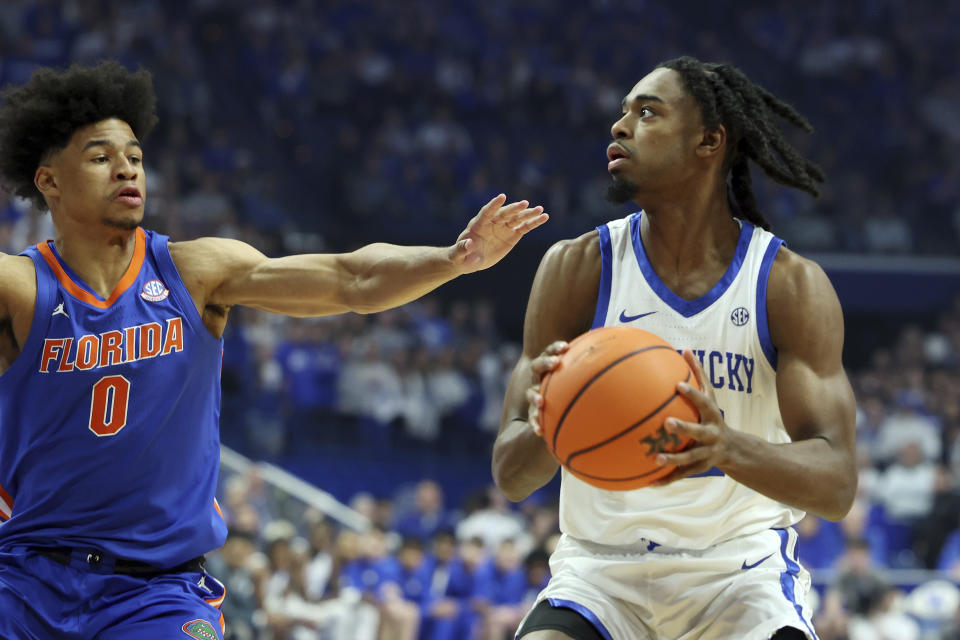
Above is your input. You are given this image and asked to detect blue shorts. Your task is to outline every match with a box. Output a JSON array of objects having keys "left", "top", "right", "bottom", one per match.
[{"left": 0, "top": 546, "right": 226, "bottom": 639}]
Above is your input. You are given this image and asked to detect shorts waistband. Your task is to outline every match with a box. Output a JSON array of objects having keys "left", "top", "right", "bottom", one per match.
[{"left": 33, "top": 546, "right": 205, "bottom": 578}]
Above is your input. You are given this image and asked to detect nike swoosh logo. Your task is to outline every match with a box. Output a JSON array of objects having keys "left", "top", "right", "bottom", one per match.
[
  {"left": 619, "top": 310, "right": 657, "bottom": 323},
  {"left": 741, "top": 553, "right": 774, "bottom": 570}
]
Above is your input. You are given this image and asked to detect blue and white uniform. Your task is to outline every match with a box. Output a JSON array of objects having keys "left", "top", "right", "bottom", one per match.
[{"left": 521, "top": 212, "right": 817, "bottom": 640}]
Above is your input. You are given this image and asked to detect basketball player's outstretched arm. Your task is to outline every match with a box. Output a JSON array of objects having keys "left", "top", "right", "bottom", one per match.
[
  {"left": 493, "top": 231, "right": 601, "bottom": 502},
  {"left": 169, "top": 195, "right": 546, "bottom": 319},
  {"left": 656, "top": 248, "right": 858, "bottom": 521}
]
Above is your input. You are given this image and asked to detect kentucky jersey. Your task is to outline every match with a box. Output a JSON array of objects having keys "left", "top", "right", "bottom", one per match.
[
  {"left": 559, "top": 212, "right": 805, "bottom": 550},
  {"left": 0, "top": 228, "right": 227, "bottom": 568}
]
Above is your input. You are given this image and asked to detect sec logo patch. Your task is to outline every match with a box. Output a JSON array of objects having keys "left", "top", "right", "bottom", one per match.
[{"left": 141, "top": 279, "right": 170, "bottom": 303}]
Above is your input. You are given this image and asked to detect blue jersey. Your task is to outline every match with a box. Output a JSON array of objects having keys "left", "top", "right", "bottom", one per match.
[{"left": 0, "top": 228, "right": 227, "bottom": 568}]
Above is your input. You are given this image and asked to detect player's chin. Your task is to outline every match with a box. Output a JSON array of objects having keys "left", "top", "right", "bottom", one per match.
[
  {"left": 605, "top": 174, "right": 639, "bottom": 204},
  {"left": 102, "top": 211, "right": 144, "bottom": 231}
]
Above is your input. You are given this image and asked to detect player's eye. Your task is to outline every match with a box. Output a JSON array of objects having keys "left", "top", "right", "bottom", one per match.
[{"left": 640, "top": 107, "right": 655, "bottom": 118}]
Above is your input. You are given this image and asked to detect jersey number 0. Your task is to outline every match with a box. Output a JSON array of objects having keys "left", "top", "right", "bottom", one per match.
[{"left": 89, "top": 375, "right": 131, "bottom": 436}]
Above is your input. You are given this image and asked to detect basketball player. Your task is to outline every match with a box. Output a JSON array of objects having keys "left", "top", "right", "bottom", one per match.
[
  {"left": 494, "top": 57, "right": 857, "bottom": 640},
  {"left": 0, "top": 62, "right": 547, "bottom": 640}
]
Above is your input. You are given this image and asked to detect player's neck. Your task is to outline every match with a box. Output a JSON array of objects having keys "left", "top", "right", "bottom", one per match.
[
  {"left": 638, "top": 188, "right": 740, "bottom": 281},
  {"left": 51, "top": 217, "right": 140, "bottom": 299}
]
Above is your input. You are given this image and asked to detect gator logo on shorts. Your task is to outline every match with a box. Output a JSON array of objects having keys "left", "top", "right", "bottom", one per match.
[{"left": 182, "top": 619, "right": 218, "bottom": 640}]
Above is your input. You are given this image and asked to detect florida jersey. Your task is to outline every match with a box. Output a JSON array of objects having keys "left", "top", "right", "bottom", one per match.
[
  {"left": 0, "top": 228, "right": 226, "bottom": 568},
  {"left": 558, "top": 212, "right": 805, "bottom": 549}
]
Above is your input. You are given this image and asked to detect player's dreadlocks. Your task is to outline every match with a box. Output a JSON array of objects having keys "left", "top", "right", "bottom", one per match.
[
  {"left": 658, "top": 56, "right": 824, "bottom": 231},
  {"left": 0, "top": 61, "right": 158, "bottom": 210}
]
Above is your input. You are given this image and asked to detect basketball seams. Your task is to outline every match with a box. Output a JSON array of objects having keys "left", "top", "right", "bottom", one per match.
[
  {"left": 565, "top": 388, "right": 694, "bottom": 483},
  {"left": 549, "top": 344, "right": 675, "bottom": 453},
  {"left": 564, "top": 369, "right": 691, "bottom": 468}
]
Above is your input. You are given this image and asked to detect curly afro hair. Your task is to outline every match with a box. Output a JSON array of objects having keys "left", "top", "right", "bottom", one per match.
[{"left": 0, "top": 60, "right": 158, "bottom": 210}]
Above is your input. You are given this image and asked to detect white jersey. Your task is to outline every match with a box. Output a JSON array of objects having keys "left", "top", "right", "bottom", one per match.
[{"left": 558, "top": 211, "right": 805, "bottom": 550}]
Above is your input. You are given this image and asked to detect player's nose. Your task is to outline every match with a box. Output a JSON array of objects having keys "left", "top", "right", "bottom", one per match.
[
  {"left": 114, "top": 156, "right": 138, "bottom": 180},
  {"left": 610, "top": 114, "right": 631, "bottom": 140}
]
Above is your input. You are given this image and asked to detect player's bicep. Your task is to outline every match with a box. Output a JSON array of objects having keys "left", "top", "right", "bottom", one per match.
[
  {"left": 769, "top": 252, "right": 856, "bottom": 448},
  {"left": 218, "top": 252, "right": 352, "bottom": 316},
  {"left": 775, "top": 352, "right": 855, "bottom": 446},
  {"left": 173, "top": 238, "right": 351, "bottom": 317}
]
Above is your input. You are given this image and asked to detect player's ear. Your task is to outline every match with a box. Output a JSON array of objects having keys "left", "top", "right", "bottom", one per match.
[
  {"left": 34, "top": 165, "right": 59, "bottom": 199},
  {"left": 696, "top": 125, "right": 726, "bottom": 159}
]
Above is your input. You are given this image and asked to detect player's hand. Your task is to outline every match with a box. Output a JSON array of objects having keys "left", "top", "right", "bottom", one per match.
[
  {"left": 525, "top": 341, "right": 568, "bottom": 436},
  {"left": 652, "top": 349, "right": 738, "bottom": 485},
  {"left": 449, "top": 194, "right": 548, "bottom": 274}
]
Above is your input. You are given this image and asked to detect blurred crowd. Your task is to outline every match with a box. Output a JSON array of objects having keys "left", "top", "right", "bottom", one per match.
[
  {"left": 1, "top": 0, "right": 959, "bottom": 254},
  {"left": 3, "top": 0, "right": 960, "bottom": 638},
  {"left": 211, "top": 474, "right": 560, "bottom": 640}
]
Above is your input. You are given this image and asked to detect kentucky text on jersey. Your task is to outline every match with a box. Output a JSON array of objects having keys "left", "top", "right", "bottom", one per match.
[
  {"left": 681, "top": 349, "right": 755, "bottom": 393},
  {"left": 39, "top": 317, "right": 184, "bottom": 373}
]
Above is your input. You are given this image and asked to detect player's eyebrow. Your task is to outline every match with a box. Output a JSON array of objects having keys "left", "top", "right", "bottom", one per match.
[
  {"left": 621, "top": 94, "right": 666, "bottom": 111},
  {"left": 82, "top": 139, "right": 142, "bottom": 152}
]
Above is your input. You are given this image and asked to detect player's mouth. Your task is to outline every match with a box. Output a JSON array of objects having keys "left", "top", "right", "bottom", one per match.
[
  {"left": 114, "top": 186, "right": 143, "bottom": 207},
  {"left": 607, "top": 143, "right": 631, "bottom": 172}
]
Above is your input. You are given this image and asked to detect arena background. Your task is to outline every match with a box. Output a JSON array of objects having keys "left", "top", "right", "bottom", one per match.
[{"left": 1, "top": 1, "right": 959, "bottom": 638}]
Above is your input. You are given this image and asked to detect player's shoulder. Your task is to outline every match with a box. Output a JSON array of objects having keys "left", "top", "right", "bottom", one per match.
[
  {"left": 0, "top": 251, "right": 37, "bottom": 313},
  {"left": 168, "top": 236, "right": 262, "bottom": 274},
  {"left": 526, "top": 230, "right": 602, "bottom": 336},
  {"left": 768, "top": 245, "right": 834, "bottom": 302},
  {"left": 540, "top": 229, "right": 601, "bottom": 271},
  {"left": 0, "top": 251, "right": 36, "bottom": 288},
  {"left": 767, "top": 245, "right": 843, "bottom": 342}
]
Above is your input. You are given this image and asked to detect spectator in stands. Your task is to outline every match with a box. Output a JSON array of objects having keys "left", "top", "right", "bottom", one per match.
[
  {"left": 421, "top": 530, "right": 477, "bottom": 640},
  {"left": 341, "top": 528, "right": 420, "bottom": 640},
  {"left": 796, "top": 514, "right": 846, "bottom": 571},
  {"left": 456, "top": 486, "right": 531, "bottom": 555},
  {"left": 474, "top": 539, "right": 528, "bottom": 640},
  {"left": 206, "top": 530, "right": 260, "bottom": 640},
  {"left": 393, "top": 480, "right": 458, "bottom": 542},
  {"left": 874, "top": 390, "right": 941, "bottom": 464},
  {"left": 872, "top": 442, "right": 939, "bottom": 566}
]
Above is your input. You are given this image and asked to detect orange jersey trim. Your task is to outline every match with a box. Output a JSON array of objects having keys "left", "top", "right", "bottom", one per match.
[
  {"left": 213, "top": 497, "right": 224, "bottom": 520},
  {"left": 36, "top": 227, "right": 146, "bottom": 309},
  {"left": 205, "top": 592, "right": 226, "bottom": 609}
]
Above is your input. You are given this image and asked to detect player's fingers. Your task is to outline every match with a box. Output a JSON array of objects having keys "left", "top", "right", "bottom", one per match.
[
  {"left": 512, "top": 209, "right": 549, "bottom": 234},
  {"left": 682, "top": 349, "right": 716, "bottom": 403},
  {"left": 665, "top": 417, "right": 715, "bottom": 443},
  {"left": 674, "top": 382, "right": 721, "bottom": 422},
  {"left": 544, "top": 341, "right": 569, "bottom": 356},
  {"left": 655, "top": 442, "right": 712, "bottom": 468},
  {"left": 493, "top": 200, "right": 530, "bottom": 221},
  {"left": 448, "top": 237, "right": 475, "bottom": 264},
  {"left": 479, "top": 193, "right": 508, "bottom": 218},
  {"left": 526, "top": 387, "right": 543, "bottom": 436},
  {"left": 503, "top": 205, "right": 542, "bottom": 225},
  {"left": 650, "top": 468, "right": 685, "bottom": 486},
  {"left": 530, "top": 354, "right": 561, "bottom": 377}
]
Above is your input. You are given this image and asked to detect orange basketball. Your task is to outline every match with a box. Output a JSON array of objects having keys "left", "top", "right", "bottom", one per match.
[{"left": 539, "top": 326, "right": 700, "bottom": 490}]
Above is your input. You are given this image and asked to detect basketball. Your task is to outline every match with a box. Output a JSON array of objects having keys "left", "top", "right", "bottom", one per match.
[{"left": 539, "top": 326, "right": 701, "bottom": 490}]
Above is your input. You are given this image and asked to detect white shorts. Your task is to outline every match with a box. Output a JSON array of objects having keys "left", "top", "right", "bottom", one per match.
[{"left": 519, "top": 528, "right": 818, "bottom": 640}]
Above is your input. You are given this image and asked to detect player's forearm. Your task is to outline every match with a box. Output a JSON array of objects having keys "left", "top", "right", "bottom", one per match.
[
  {"left": 339, "top": 242, "right": 460, "bottom": 314},
  {"left": 492, "top": 418, "right": 560, "bottom": 502},
  {"left": 722, "top": 431, "right": 857, "bottom": 521}
]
